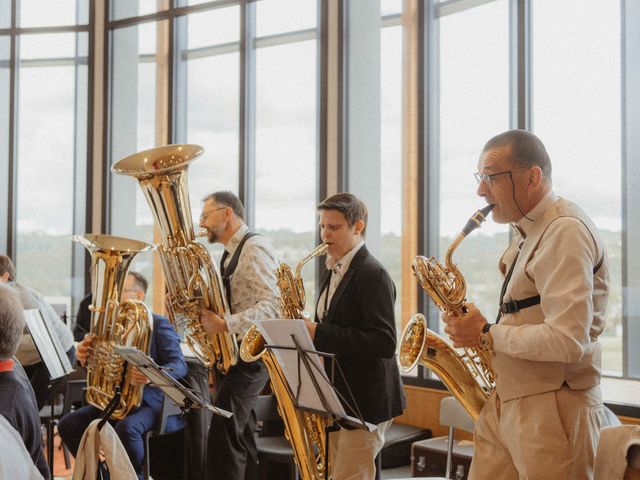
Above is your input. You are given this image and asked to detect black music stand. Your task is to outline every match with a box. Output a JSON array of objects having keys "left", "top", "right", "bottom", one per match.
[
  {"left": 23, "top": 308, "right": 75, "bottom": 475},
  {"left": 114, "top": 346, "right": 232, "bottom": 480},
  {"left": 257, "top": 319, "right": 375, "bottom": 480}
]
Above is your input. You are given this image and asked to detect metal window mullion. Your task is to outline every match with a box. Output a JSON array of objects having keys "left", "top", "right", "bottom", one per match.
[
  {"left": 622, "top": 0, "right": 640, "bottom": 379},
  {"left": 420, "top": 0, "right": 440, "bottom": 380},
  {"left": 509, "top": 0, "right": 531, "bottom": 130},
  {"left": 337, "top": 0, "right": 347, "bottom": 192},
  {"left": 239, "top": 0, "right": 256, "bottom": 228},
  {"left": 6, "top": 0, "right": 19, "bottom": 260}
]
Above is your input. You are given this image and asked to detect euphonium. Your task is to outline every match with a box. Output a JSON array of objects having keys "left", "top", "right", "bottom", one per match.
[
  {"left": 73, "top": 234, "right": 153, "bottom": 420},
  {"left": 398, "top": 204, "right": 495, "bottom": 421},
  {"left": 240, "top": 243, "right": 329, "bottom": 480},
  {"left": 112, "top": 144, "right": 238, "bottom": 372}
]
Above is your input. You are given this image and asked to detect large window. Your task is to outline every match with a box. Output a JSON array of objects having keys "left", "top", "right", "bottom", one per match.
[
  {"left": 253, "top": 0, "right": 319, "bottom": 301},
  {"left": 437, "top": 1, "right": 509, "bottom": 327},
  {"left": 531, "top": 0, "right": 622, "bottom": 375},
  {"left": 0, "top": 0, "right": 89, "bottom": 315}
]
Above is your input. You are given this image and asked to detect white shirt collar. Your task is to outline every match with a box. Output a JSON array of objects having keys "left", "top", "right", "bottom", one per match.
[
  {"left": 325, "top": 240, "right": 365, "bottom": 274},
  {"left": 514, "top": 191, "right": 557, "bottom": 238},
  {"left": 224, "top": 223, "right": 249, "bottom": 257}
]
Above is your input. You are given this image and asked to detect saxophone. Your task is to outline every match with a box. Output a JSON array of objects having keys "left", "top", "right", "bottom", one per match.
[
  {"left": 73, "top": 234, "right": 154, "bottom": 420},
  {"left": 112, "top": 144, "right": 238, "bottom": 373},
  {"left": 240, "top": 243, "right": 329, "bottom": 480},
  {"left": 398, "top": 204, "right": 495, "bottom": 421}
]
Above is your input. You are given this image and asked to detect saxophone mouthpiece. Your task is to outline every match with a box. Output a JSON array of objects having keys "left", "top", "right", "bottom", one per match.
[{"left": 461, "top": 204, "right": 495, "bottom": 236}]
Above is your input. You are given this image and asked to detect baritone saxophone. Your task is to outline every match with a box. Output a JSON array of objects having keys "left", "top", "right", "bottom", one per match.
[
  {"left": 240, "top": 243, "right": 329, "bottom": 480},
  {"left": 398, "top": 204, "right": 495, "bottom": 421}
]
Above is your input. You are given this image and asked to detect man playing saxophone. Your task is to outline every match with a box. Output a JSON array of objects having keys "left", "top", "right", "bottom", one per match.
[
  {"left": 59, "top": 271, "right": 188, "bottom": 480},
  {"left": 198, "top": 191, "right": 280, "bottom": 480},
  {"left": 442, "top": 130, "right": 611, "bottom": 479},
  {"left": 303, "top": 192, "right": 406, "bottom": 480}
]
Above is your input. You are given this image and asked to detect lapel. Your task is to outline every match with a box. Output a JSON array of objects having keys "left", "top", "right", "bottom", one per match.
[{"left": 323, "top": 246, "right": 369, "bottom": 324}]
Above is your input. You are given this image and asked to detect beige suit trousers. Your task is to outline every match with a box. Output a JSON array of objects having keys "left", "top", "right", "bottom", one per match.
[
  {"left": 470, "top": 385, "right": 606, "bottom": 480},
  {"left": 328, "top": 418, "right": 392, "bottom": 480}
]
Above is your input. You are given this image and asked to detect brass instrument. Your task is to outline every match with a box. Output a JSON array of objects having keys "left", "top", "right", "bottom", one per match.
[
  {"left": 73, "top": 234, "right": 153, "bottom": 420},
  {"left": 111, "top": 144, "right": 238, "bottom": 372},
  {"left": 398, "top": 204, "right": 495, "bottom": 421},
  {"left": 240, "top": 243, "right": 329, "bottom": 480}
]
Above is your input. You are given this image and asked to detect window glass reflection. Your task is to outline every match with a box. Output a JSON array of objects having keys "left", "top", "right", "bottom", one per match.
[
  {"left": 532, "top": 0, "right": 622, "bottom": 375},
  {"left": 254, "top": 39, "right": 318, "bottom": 302},
  {"left": 438, "top": 1, "right": 510, "bottom": 326},
  {"left": 15, "top": 33, "right": 87, "bottom": 300},
  {"left": 256, "top": 0, "right": 316, "bottom": 37}
]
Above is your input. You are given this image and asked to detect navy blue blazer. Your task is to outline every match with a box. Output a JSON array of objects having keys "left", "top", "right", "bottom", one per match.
[
  {"left": 313, "top": 246, "right": 406, "bottom": 425},
  {"left": 141, "top": 314, "right": 188, "bottom": 414}
]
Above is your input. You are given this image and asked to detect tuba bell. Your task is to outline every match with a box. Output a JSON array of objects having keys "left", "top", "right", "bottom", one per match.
[
  {"left": 240, "top": 243, "right": 329, "bottom": 480},
  {"left": 112, "top": 144, "right": 238, "bottom": 372},
  {"left": 398, "top": 205, "right": 495, "bottom": 421},
  {"left": 73, "top": 234, "right": 154, "bottom": 420}
]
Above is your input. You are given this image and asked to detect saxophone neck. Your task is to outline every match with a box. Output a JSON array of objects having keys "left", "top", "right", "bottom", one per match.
[{"left": 294, "top": 243, "right": 328, "bottom": 278}]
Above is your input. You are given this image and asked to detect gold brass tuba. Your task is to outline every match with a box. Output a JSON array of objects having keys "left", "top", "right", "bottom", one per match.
[
  {"left": 112, "top": 144, "right": 238, "bottom": 372},
  {"left": 240, "top": 243, "right": 329, "bottom": 480},
  {"left": 398, "top": 205, "right": 495, "bottom": 421},
  {"left": 73, "top": 234, "right": 153, "bottom": 420}
]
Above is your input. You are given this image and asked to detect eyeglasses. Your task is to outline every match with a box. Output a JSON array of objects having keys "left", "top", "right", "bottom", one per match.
[
  {"left": 199, "top": 207, "right": 226, "bottom": 221},
  {"left": 474, "top": 167, "right": 529, "bottom": 186}
]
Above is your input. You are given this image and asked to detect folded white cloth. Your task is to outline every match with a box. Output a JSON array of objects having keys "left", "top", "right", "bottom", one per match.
[
  {"left": 594, "top": 425, "right": 640, "bottom": 479},
  {"left": 72, "top": 419, "right": 137, "bottom": 480}
]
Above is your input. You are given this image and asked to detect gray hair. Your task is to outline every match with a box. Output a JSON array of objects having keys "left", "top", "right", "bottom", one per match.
[
  {"left": 202, "top": 191, "right": 245, "bottom": 220},
  {"left": 0, "top": 284, "right": 25, "bottom": 360}
]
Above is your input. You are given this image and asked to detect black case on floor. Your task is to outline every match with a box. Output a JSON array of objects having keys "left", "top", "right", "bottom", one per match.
[{"left": 411, "top": 436, "right": 473, "bottom": 478}]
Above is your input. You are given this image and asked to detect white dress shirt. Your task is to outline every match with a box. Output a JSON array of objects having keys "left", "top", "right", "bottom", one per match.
[{"left": 316, "top": 240, "right": 365, "bottom": 321}]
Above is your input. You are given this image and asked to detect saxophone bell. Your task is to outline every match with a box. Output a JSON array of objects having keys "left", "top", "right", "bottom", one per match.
[{"left": 398, "top": 205, "right": 496, "bottom": 421}]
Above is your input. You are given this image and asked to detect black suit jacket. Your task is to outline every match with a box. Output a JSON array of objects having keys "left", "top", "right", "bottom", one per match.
[{"left": 313, "top": 245, "right": 406, "bottom": 425}]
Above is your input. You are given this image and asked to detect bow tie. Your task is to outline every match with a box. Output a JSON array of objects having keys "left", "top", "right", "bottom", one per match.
[{"left": 328, "top": 262, "right": 343, "bottom": 275}]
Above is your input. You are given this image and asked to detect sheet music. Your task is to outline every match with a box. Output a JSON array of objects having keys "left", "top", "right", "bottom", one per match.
[
  {"left": 114, "top": 346, "right": 232, "bottom": 418},
  {"left": 256, "top": 319, "right": 350, "bottom": 419},
  {"left": 23, "top": 309, "right": 73, "bottom": 380}
]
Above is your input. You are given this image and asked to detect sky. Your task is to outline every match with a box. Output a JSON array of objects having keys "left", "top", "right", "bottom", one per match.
[{"left": 4, "top": 0, "right": 623, "bottom": 240}]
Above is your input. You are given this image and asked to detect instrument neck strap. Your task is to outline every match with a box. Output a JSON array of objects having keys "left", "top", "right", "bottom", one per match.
[{"left": 220, "top": 231, "right": 260, "bottom": 309}]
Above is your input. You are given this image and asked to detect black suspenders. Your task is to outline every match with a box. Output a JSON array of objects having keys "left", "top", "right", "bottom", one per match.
[{"left": 219, "top": 231, "right": 259, "bottom": 310}]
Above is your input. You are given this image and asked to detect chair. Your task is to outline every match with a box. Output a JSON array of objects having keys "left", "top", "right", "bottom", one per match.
[
  {"left": 254, "top": 394, "right": 299, "bottom": 480},
  {"left": 143, "top": 394, "right": 183, "bottom": 480},
  {"left": 594, "top": 424, "right": 640, "bottom": 480},
  {"left": 411, "top": 396, "right": 475, "bottom": 480}
]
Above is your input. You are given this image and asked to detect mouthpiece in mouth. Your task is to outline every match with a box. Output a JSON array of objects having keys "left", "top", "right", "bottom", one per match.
[
  {"left": 196, "top": 228, "right": 208, "bottom": 238},
  {"left": 461, "top": 204, "right": 495, "bottom": 236}
]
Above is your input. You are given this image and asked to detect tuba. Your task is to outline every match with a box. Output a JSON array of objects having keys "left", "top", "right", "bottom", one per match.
[
  {"left": 240, "top": 243, "right": 329, "bottom": 480},
  {"left": 398, "top": 205, "right": 495, "bottom": 421},
  {"left": 112, "top": 144, "right": 238, "bottom": 372},
  {"left": 73, "top": 234, "right": 154, "bottom": 420}
]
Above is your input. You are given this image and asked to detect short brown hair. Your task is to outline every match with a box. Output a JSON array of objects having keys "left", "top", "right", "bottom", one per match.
[
  {"left": 318, "top": 193, "right": 368, "bottom": 236},
  {"left": 0, "top": 256, "right": 16, "bottom": 282},
  {"left": 203, "top": 191, "right": 245, "bottom": 220}
]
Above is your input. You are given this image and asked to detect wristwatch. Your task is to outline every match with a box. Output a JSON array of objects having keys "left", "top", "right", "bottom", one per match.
[{"left": 479, "top": 322, "right": 493, "bottom": 351}]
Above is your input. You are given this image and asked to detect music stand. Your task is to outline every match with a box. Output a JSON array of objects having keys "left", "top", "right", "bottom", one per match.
[
  {"left": 23, "top": 308, "right": 75, "bottom": 474},
  {"left": 257, "top": 319, "right": 375, "bottom": 480},
  {"left": 115, "top": 346, "right": 232, "bottom": 479}
]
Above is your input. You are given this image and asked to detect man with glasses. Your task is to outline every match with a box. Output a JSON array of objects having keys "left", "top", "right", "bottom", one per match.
[
  {"left": 198, "top": 191, "right": 280, "bottom": 480},
  {"left": 442, "top": 130, "right": 611, "bottom": 479}
]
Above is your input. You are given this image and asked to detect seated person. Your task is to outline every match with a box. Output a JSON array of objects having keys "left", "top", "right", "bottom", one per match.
[
  {"left": 0, "top": 255, "right": 76, "bottom": 410},
  {"left": 59, "top": 271, "right": 188, "bottom": 480},
  {"left": 0, "top": 284, "right": 50, "bottom": 479}
]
